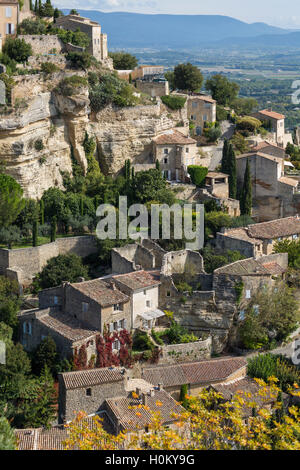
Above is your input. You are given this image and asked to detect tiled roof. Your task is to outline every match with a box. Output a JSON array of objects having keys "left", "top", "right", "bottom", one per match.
[
  {"left": 39, "top": 311, "right": 98, "bottom": 342},
  {"left": 214, "top": 256, "right": 287, "bottom": 276},
  {"left": 60, "top": 367, "right": 125, "bottom": 390},
  {"left": 206, "top": 172, "right": 228, "bottom": 179},
  {"left": 142, "top": 357, "right": 247, "bottom": 388},
  {"left": 71, "top": 279, "right": 129, "bottom": 307},
  {"left": 250, "top": 141, "right": 285, "bottom": 154},
  {"left": 153, "top": 129, "right": 196, "bottom": 145},
  {"left": 222, "top": 227, "right": 262, "bottom": 245},
  {"left": 258, "top": 109, "right": 285, "bottom": 120},
  {"left": 0, "top": 0, "right": 18, "bottom": 3},
  {"left": 247, "top": 216, "right": 300, "bottom": 239},
  {"left": 189, "top": 94, "right": 216, "bottom": 104},
  {"left": 112, "top": 270, "right": 161, "bottom": 291},
  {"left": 236, "top": 151, "right": 282, "bottom": 163},
  {"left": 105, "top": 389, "right": 184, "bottom": 430},
  {"left": 279, "top": 176, "right": 298, "bottom": 187}
]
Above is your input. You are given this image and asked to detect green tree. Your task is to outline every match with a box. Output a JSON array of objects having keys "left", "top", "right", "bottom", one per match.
[
  {"left": 130, "top": 169, "right": 167, "bottom": 204},
  {"left": 205, "top": 74, "right": 239, "bottom": 106},
  {"left": 0, "top": 174, "right": 25, "bottom": 227},
  {"left": 240, "top": 158, "right": 252, "bottom": 216},
  {"left": 228, "top": 143, "right": 237, "bottom": 199},
  {"left": 173, "top": 63, "right": 203, "bottom": 92},
  {"left": 179, "top": 384, "right": 189, "bottom": 409},
  {"left": 32, "top": 218, "right": 38, "bottom": 247},
  {"left": 187, "top": 165, "right": 208, "bottom": 186},
  {"left": 221, "top": 139, "right": 230, "bottom": 174},
  {"left": 0, "top": 226, "right": 22, "bottom": 249},
  {"left": 108, "top": 52, "right": 138, "bottom": 70},
  {"left": 164, "top": 71, "right": 175, "bottom": 91},
  {"left": 39, "top": 199, "right": 45, "bottom": 225},
  {"left": 40, "top": 0, "right": 54, "bottom": 17},
  {"left": 32, "top": 336, "right": 58, "bottom": 375},
  {"left": 0, "top": 417, "right": 16, "bottom": 450},
  {"left": 35, "top": 253, "right": 89, "bottom": 289},
  {"left": 50, "top": 215, "right": 57, "bottom": 242},
  {"left": 3, "top": 38, "right": 32, "bottom": 63}
]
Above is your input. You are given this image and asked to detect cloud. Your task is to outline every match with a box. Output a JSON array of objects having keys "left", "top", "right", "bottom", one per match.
[{"left": 54, "top": 0, "right": 159, "bottom": 12}]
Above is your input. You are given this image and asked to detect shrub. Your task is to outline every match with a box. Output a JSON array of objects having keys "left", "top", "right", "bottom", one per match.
[
  {"left": 3, "top": 38, "right": 32, "bottom": 63},
  {"left": 108, "top": 52, "right": 138, "bottom": 70},
  {"left": 162, "top": 321, "right": 198, "bottom": 344},
  {"left": 187, "top": 165, "right": 208, "bottom": 187},
  {"left": 34, "top": 139, "right": 44, "bottom": 151},
  {"left": 247, "top": 353, "right": 300, "bottom": 392},
  {"left": 40, "top": 62, "right": 59, "bottom": 75},
  {"left": 56, "top": 75, "right": 88, "bottom": 96},
  {"left": 132, "top": 330, "right": 154, "bottom": 352},
  {"left": 89, "top": 73, "right": 139, "bottom": 111},
  {"left": 236, "top": 116, "right": 262, "bottom": 136},
  {"left": 66, "top": 51, "right": 92, "bottom": 71},
  {"left": 161, "top": 95, "right": 186, "bottom": 110}
]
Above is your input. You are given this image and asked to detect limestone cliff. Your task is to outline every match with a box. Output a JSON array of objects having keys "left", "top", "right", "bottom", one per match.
[{"left": 0, "top": 71, "right": 188, "bottom": 198}]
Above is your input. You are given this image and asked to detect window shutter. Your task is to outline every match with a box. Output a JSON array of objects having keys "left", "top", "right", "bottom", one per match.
[
  {"left": 23, "top": 322, "right": 26, "bottom": 333},
  {"left": 109, "top": 323, "right": 113, "bottom": 333},
  {"left": 123, "top": 319, "right": 127, "bottom": 330},
  {"left": 11, "top": 23, "right": 14, "bottom": 34}
]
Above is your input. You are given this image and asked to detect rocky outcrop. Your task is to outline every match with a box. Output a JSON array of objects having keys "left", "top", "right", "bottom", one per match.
[{"left": 0, "top": 72, "right": 188, "bottom": 198}]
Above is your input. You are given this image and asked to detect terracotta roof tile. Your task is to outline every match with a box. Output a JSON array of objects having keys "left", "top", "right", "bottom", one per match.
[
  {"left": 71, "top": 279, "right": 129, "bottom": 307},
  {"left": 143, "top": 357, "right": 247, "bottom": 388},
  {"left": 258, "top": 109, "right": 285, "bottom": 120},
  {"left": 214, "top": 255, "right": 288, "bottom": 276},
  {"left": 60, "top": 367, "right": 125, "bottom": 390},
  {"left": 153, "top": 129, "right": 196, "bottom": 145},
  {"left": 247, "top": 216, "right": 300, "bottom": 239},
  {"left": 112, "top": 270, "right": 161, "bottom": 291},
  {"left": 105, "top": 389, "right": 183, "bottom": 430},
  {"left": 279, "top": 176, "right": 298, "bottom": 187},
  {"left": 39, "top": 311, "right": 98, "bottom": 342}
]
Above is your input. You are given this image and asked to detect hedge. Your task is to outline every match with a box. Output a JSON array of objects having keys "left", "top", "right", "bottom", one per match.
[
  {"left": 187, "top": 165, "right": 208, "bottom": 186},
  {"left": 161, "top": 95, "right": 186, "bottom": 110}
]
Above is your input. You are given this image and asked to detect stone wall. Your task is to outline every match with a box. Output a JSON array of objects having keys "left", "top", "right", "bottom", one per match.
[
  {"left": 159, "top": 337, "right": 212, "bottom": 365},
  {"left": 0, "top": 236, "right": 98, "bottom": 285},
  {"left": 214, "top": 232, "right": 256, "bottom": 258},
  {"left": 19, "top": 35, "right": 64, "bottom": 55},
  {"left": 161, "top": 250, "right": 205, "bottom": 277},
  {"left": 111, "top": 240, "right": 166, "bottom": 274},
  {"left": 136, "top": 80, "right": 169, "bottom": 98},
  {"left": 58, "top": 375, "right": 126, "bottom": 423},
  {"left": 28, "top": 54, "right": 68, "bottom": 70}
]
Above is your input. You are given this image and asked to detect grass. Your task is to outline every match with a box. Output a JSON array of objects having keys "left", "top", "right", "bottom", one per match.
[{"left": 0, "top": 232, "right": 95, "bottom": 250}]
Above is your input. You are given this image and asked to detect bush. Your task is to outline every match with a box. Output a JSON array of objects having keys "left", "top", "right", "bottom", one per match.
[
  {"left": 40, "top": 62, "right": 59, "bottom": 75},
  {"left": 161, "top": 95, "right": 186, "bottom": 110},
  {"left": 236, "top": 116, "right": 262, "bottom": 136},
  {"left": 3, "top": 38, "right": 32, "bottom": 63},
  {"left": 109, "top": 51, "right": 138, "bottom": 70},
  {"left": 34, "top": 139, "right": 44, "bottom": 151},
  {"left": 34, "top": 253, "right": 89, "bottom": 290},
  {"left": 132, "top": 330, "right": 154, "bottom": 352},
  {"left": 247, "top": 354, "right": 300, "bottom": 392},
  {"left": 89, "top": 73, "right": 139, "bottom": 111},
  {"left": 56, "top": 75, "right": 88, "bottom": 96},
  {"left": 66, "top": 51, "right": 92, "bottom": 71},
  {"left": 187, "top": 165, "right": 208, "bottom": 186},
  {"left": 162, "top": 321, "right": 198, "bottom": 345}
]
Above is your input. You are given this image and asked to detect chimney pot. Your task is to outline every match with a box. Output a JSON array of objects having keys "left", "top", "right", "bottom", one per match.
[
  {"left": 142, "top": 392, "right": 148, "bottom": 406},
  {"left": 158, "top": 383, "right": 163, "bottom": 391}
]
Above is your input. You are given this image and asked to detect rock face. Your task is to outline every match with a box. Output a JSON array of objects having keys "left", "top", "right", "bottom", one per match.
[{"left": 0, "top": 71, "right": 188, "bottom": 198}]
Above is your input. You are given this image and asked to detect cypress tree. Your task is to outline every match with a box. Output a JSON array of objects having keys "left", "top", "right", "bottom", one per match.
[
  {"left": 32, "top": 218, "right": 38, "bottom": 247},
  {"left": 221, "top": 138, "right": 229, "bottom": 174},
  {"left": 155, "top": 159, "right": 160, "bottom": 170},
  {"left": 240, "top": 158, "right": 252, "bottom": 216},
  {"left": 34, "top": 0, "right": 37, "bottom": 13},
  {"left": 30, "top": 0, "right": 33, "bottom": 11},
  {"left": 50, "top": 216, "right": 57, "bottom": 243},
  {"left": 39, "top": 199, "right": 44, "bottom": 226},
  {"left": 179, "top": 384, "right": 189, "bottom": 409},
  {"left": 80, "top": 195, "right": 84, "bottom": 217},
  {"left": 228, "top": 143, "right": 237, "bottom": 199},
  {"left": 38, "top": 0, "right": 42, "bottom": 16}
]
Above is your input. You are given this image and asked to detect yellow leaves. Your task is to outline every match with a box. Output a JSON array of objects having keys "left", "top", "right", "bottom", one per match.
[
  {"left": 131, "top": 391, "right": 139, "bottom": 399},
  {"left": 156, "top": 400, "right": 163, "bottom": 407}
]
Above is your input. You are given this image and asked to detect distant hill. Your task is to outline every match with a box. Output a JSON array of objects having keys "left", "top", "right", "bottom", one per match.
[
  {"left": 61, "top": 10, "right": 291, "bottom": 49},
  {"left": 214, "top": 30, "right": 300, "bottom": 49}
]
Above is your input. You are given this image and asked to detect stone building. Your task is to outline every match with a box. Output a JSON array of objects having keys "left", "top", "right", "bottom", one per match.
[
  {"left": 216, "top": 216, "right": 300, "bottom": 258},
  {"left": 142, "top": 356, "right": 247, "bottom": 401},
  {"left": 253, "top": 109, "right": 293, "bottom": 147},
  {"left": 196, "top": 171, "right": 240, "bottom": 217},
  {"left": 19, "top": 278, "right": 131, "bottom": 358},
  {"left": 236, "top": 151, "right": 300, "bottom": 221},
  {"left": 55, "top": 13, "right": 109, "bottom": 63},
  {"left": 131, "top": 65, "right": 165, "bottom": 81},
  {"left": 136, "top": 77, "right": 169, "bottom": 98},
  {"left": 0, "top": 0, "right": 18, "bottom": 50},
  {"left": 110, "top": 270, "right": 164, "bottom": 330},
  {"left": 187, "top": 94, "right": 217, "bottom": 137},
  {"left": 153, "top": 128, "right": 199, "bottom": 182}
]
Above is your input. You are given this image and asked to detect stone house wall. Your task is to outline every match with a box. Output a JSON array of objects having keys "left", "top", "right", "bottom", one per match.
[
  {"left": 187, "top": 96, "right": 217, "bottom": 137},
  {"left": 161, "top": 250, "right": 205, "bottom": 277},
  {"left": 136, "top": 80, "right": 169, "bottom": 98},
  {"left": 58, "top": 376, "right": 126, "bottom": 423},
  {"left": 214, "top": 233, "right": 257, "bottom": 258}
]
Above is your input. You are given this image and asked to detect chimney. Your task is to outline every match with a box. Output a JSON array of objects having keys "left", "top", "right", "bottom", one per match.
[
  {"left": 150, "top": 389, "right": 155, "bottom": 397},
  {"left": 267, "top": 107, "right": 272, "bottom": 112},
  {"left": 142, "top": 392, "right": 148, "bottom": 406},
  {"left": 158, "top": 383, "right": 163, "bottom": 391},
  {"left": 110, "top": 279, "right": 117, "bottom": 290},
  {"left": 77, "top": 277, "right": 85, "bottom": 283}
]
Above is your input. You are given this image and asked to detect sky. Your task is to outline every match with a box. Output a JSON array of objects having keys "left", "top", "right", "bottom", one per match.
[{"left": 54, "top": 0, "right": 300, "bottom": 29}]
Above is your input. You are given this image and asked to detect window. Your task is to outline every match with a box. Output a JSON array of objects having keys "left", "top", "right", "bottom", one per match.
[
  {"left": 54, "top": 296, "right": 58, "bottom": 305},
  {"left": 6, "top": 7, "right": 12, "bottom": 17},
  {"left": 23, "top": 322, "right": 32, "bottom": 335},
  {"left": 119, "top": 319, "right": 125, "bottom": 329},
  {"left": 186, "top": 147, "right": 189, "bottom": 153},
  {"left": 192, "top": 102, "right": 197, "bottom": 109},
  {"left": 190, "top": 115, "right": 195, "bottom": 120},
  {"left": 246, "top": 290, "right": 251, "bottom": 299},
  {"left": 82, "top": 302, "right": 89, "bottom": 313},
  {"left": 113, "top": 340, "right": 120, "bottom": 351},
  {"left": 277, "top": 237, "right": 282, "bottom": 242},
  {"left": 203, "top": 114, "right": 208, "bottom": 122},
  {"left": 109, "top": 323, "right": 114, "bottom": 333},
  {"left": 114, "top": 303, "right": 123, "bottom": 312},
  {"left": 204, "top": 103, "right": 211, "bottom": 109},
  {"left": 146, "top": 300, "right": 151, "bottom": 308},
  {"left": 6, "top": 23, "right": 14, "bottom": 34},
  {"left": 164, "top": 148, "right": 169, "bottom": 155},
  {"left": 239, "top": 310, "right": 245, "bottom": 321},
  {"left": 166, "top": 291, "right": 171, "bottom": 297},
  {"left": 163, "top": 157, "right": 168, "bottom": 164},
  {"left": 113, "top": 321, "right": 118, "bottom": 331},
  {"left": 293, "top": 234, "right": 298, "bottom": 240},
  {"left": 143, "top": 290, "right": 147, "bottom": 295},
  {"left": 86, "top": 388, "right": 92, "bottom": 396}
]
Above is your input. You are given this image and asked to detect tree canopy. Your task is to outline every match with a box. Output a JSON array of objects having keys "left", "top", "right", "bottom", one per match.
[
  {"left": 34, "top": 253, "right": 89, "bottom": 290},
  {"left": 205, "top": 74, "right": 239, "bottom": 106},
  {"left": 109, "top": 52, "right": 138, "bottom": 70},
  {"left": 0, "top": 174, "right": 25, "bottom": 227},
  {"left": 173, "top": 62, "right": 204, "bottom": 92}
]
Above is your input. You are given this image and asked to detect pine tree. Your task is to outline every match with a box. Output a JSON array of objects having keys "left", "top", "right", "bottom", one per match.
[
  {"left": 0, "top": 417, "right": 16, "bottom": 450},
  {"left": 240, "top": 158, "right": 252, "bottom": 216},
  {"left": 228, "top": 143, "right": 237, "bottom": 199},
  {"left": 32, "top": 218, "right": 38, "bottom": 247},
  {"left": 50, "top": 215, "right": 57, "bottom": 243}
]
